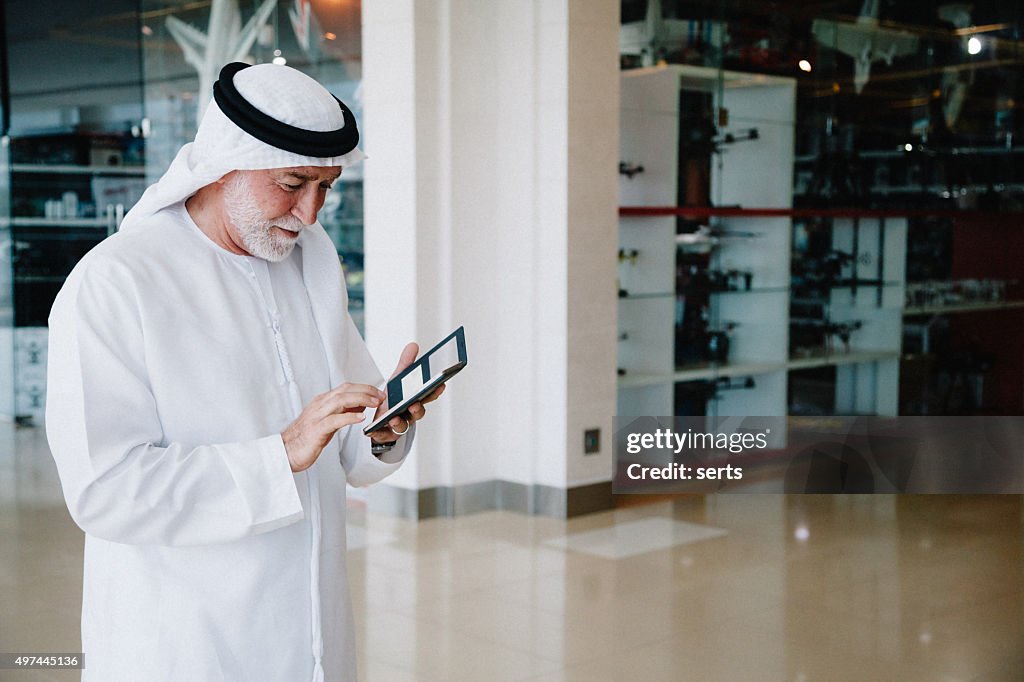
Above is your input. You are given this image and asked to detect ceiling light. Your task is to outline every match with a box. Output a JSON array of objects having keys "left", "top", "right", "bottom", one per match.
[
  {"left": 904, "top": 143, "right": 913, "bottom": 151},
  {"left": 798, "top": 59, "right": 812, "bottom": 72},
  {"left": 967, "top": 36, "right": 982, "bottom": 55}
]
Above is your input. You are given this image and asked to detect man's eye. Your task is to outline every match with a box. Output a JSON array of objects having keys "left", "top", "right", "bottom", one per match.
[{"left": 281, "top": 183, "right": 302, "bottom": 191}]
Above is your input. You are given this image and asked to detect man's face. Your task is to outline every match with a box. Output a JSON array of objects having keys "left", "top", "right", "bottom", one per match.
[{"left": 222, "top": 166, "right": 342, "bottom": 262}]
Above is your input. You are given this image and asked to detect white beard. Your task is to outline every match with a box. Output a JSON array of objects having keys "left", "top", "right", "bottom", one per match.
[{"left": 223, "top": 173, "right": 306, "bottom": 262}]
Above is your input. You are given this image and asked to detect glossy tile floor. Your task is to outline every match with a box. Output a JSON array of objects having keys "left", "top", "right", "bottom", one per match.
[{"left": 2, "top": 422, "right": 1023, "bottom": 681}]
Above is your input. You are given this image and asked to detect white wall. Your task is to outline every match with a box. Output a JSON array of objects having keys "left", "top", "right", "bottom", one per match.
[{"left": 362, "top": 0, "right": 619, "bottom": 499}]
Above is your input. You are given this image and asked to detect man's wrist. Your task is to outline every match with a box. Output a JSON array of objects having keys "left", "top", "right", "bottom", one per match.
[{"left": 370, "top": 439, "right": 397, "bottom": 457}]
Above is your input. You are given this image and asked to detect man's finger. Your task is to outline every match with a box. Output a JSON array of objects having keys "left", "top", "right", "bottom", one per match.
[
  {"left": 421, "top": 383, "right": 446, "bottom": 405},
  {"left": 387, "top": 414, "right": 411, "bottom": 433},
  {"left": 327, "top": 382, "right": 386, "bottom": 401},
  {"left": 324, "top": 412, "right": 368, "bottom": 433},
  {"left": 321, "top": 392, "right": 382, "bottom": 417},
  {"left": 329, "top": 392, "right": 383, "bottom": 413},
  {"left": 406, "top": 403, "right": 426, "bottom": 422}
]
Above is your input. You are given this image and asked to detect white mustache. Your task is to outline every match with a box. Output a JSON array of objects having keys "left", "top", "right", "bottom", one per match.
[{"left": 270, "top": 217, "right": 305, "bottom": 232}]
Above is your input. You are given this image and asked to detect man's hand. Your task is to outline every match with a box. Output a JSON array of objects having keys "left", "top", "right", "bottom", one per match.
[
  {"left": 369, "top": 342, "right": 446, "bottom": 445},
  {"left": 282, "top": 383, "right": 385, "bottom": 472}
]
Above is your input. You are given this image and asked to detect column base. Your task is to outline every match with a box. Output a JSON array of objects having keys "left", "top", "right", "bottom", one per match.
[{"left": 368, "top": 480, "right": 614, "bottom": 520}]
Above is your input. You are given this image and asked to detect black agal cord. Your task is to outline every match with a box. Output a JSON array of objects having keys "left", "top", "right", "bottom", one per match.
[{"left": 213, "top": 61, "right": 359, "bottom": 157}]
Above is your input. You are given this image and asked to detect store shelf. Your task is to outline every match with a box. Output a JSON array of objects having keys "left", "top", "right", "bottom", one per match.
[
  {"left": 675, "top": 234, "right": 760, "bottom": 249},
  {"left": 1, "top": 217, "right": 110, "bottom": 228},
  {"left": 673, "top": 361, "right": 787, "bottom": 382},
  {"left": 709, "top": 286, "right": 789, "bottom": 295},
  {"left": 795, "top": 146, "right": 1024, "bottom": 164},
  {"left": 618, "top": 362, "right": 787, "bottom": 387},
  {"left": 852, "top": 183, "right": 1024, "bottom": 197},
  {"left": 617, "top": 352, "right": 899, "bottom": 389},
  {"left": 619, "top": 291, "right": 675, "bottom": 300},
  {"left": 823, "top": 280, "right": 903, "bottom": 288},
  {"left": 903, "top": 300, "right": 1024, "bottom": 316},
  {"left": 620, "top": 206, "right": 1024, "bottom": 220},
  {"left": 617, "top": 371, "right": 677, "bottom": 390},
  {"left": 787, "top": 350, "right": 901, "bottom": 370},
  {"left": 9, "top": 163, "right": 145, "bottom": 176},
  {"left": 11, "top": 217, "right": 109, "bottom": 227}
]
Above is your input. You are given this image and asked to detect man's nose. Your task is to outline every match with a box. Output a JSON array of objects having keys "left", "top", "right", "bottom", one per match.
[{"left": 292, "top": 186, "right": 322, "bottom": 225}]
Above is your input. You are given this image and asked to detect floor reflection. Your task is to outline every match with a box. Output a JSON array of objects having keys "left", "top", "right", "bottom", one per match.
[{"left": 2, "top": 422, "right": 1021, "bottom": 681}]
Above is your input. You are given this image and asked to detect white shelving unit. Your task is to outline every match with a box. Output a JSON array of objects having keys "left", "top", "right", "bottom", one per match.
[{"left": 617, "top": 65, "right": 905, "bottom": 420}]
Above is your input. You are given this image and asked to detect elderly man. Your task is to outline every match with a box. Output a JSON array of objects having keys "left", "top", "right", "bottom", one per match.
[{"left": 45, "top": 62, "right": 437, "bottom": 681}]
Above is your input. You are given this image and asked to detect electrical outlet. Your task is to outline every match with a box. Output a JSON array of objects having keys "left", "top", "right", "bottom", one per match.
[{"left": 584, "top": 428, "right": 600, "bottom": 454}]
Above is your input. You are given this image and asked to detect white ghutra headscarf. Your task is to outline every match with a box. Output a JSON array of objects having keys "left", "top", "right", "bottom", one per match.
[{"left": 120, "top": 62, "right": 366, "bottom": 233}]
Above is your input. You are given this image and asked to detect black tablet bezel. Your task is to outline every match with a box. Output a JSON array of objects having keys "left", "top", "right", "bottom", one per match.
[{"left": 362, "top": 326, "right": 467, "bottom": 435}]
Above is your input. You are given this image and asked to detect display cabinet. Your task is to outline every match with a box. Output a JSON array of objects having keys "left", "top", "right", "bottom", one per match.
[
  {"left": 617, "top": 65, "right": 906, "bottom": 420},
  {"left": 0, "top": 132, "right": 145, "bottom": 424}
]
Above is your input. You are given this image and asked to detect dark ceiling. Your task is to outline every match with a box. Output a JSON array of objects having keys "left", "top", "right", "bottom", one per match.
[{"left": 1, "top": 0, "right": 1022, "bottom": 145}]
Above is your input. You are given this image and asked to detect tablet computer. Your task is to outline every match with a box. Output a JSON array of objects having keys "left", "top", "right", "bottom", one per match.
[{"left": 363, "top": 326, "right": 467, "bottom": 434}]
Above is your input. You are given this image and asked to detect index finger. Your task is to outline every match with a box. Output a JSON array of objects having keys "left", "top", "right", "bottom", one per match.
[
  {"left": 421, "top": 383, "right": 446, "bottom": 405},
  {"left": 328, "top": 383, "right": 386, "bottom": 401}
]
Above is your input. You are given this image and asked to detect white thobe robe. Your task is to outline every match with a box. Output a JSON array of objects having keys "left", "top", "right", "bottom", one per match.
[{"left": 45, "top": 203, "right": 409, "bottom": 682}]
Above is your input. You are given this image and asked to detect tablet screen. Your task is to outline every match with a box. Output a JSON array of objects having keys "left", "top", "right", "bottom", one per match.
[
  {"left": 400, "top": 367, "right": 428, "bottom": 400},
  {"left": 426, "top": 339, "right": 462, "bottom": 377}
]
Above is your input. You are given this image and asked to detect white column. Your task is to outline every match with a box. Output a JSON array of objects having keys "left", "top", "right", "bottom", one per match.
[
  {"left": 362, "top": 0, "right": 619, "bottom": 515},
  {"left": 564, "top": 0, "right": 621, "bottom": 490}
]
